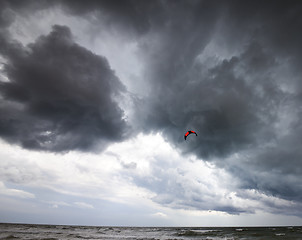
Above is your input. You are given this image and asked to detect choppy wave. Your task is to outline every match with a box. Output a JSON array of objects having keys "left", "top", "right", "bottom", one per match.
[{"left": 1, "top": 223, "right": 302, "bottom": 240}]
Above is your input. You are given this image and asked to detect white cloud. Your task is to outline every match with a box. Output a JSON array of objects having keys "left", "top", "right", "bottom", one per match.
[
  {"left": 0, "top": 181, "right": 35, "bottom": 199},
  {"left": 152, "top": 212, "right": 167, "bottom": 218},
  {"left": 1, "top": 133, "right": 302, "bottom": 225},
  {"left": 45, "top": 201, "right": 71, "bottom": 208},
  {"left": 0, "top": 137, "right": 155, "bottom": 206},
  {"left": 74, "top": 202, "right": 94, "bottom": 209},
  {"left": 0, "top": 57, "right": 9, "bottom": 83}
]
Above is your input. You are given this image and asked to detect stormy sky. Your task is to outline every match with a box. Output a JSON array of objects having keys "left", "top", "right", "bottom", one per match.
[{"left": 1, "top": 0, "right": 302, "bottom": 226}]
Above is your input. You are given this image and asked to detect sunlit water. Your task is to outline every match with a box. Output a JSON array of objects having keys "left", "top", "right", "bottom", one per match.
[{"left": 1, "top": 223, "right": 302, "bottom": 239}]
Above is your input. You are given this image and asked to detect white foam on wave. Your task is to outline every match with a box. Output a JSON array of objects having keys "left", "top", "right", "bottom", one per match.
[{"left": 275, "top": 233, "right": 285, "bottom": 236}]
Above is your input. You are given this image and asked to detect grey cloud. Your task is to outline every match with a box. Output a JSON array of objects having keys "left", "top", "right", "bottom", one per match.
[
  {"left": 136, "top": 41, "right": 282, "bottom": 159},
  {"left": 0, "top": 25, "right": 129, "bottom": 151},
  {"left": 1, "top": 0, "right": 302, "bottom": 217},
  {"left": 0, "top": 152, "right": 56, "bottom": 185},
  {"left": 121, "top": 161, "right": 137, "bottom": 170},
  {"left": 130, "top": 157, "right": 250, "bottom": 215},
  {"left": 0, "top": 0, "right": 54, "bottom": 29},
  {"left": 127, "top": 0, "right": 302, "bottom": 215},
  {"left": 105, "top": 151, "right": 137, "bottom": 169},
  {"left": 58, "top": 0, "right": 159, "bottom": 35}
]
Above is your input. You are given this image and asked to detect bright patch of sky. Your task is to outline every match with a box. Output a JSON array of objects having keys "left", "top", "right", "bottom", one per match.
[{"left": 1, "top": 133, "right": 302, "bottom": 226}]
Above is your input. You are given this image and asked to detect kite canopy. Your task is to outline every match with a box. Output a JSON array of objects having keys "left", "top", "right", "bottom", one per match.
[{"left": 184, "top": 130, "right": 197, "bottom": 140}]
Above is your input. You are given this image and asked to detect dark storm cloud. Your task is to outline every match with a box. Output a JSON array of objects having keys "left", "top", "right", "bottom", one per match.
[
  {"left": 58, "top": 0, "right": 159, "bottom": 35},
  {"left": 134, "top": 1, "right": 293, "bottom": 159},
  {"left": 0, "top": 0, "right": 55, "bottom": 29},
  {"left": 1, "top": 0, "right": 302, "bottom": 216},
  {"left": 1, "top": 0, "right": 163, "bottom": 37},
  {"left": 126, "top": 0, "right": 302, "bottom": 213},
  {"left": 0, "top": 25, "right": 128, "bottom": 151}
]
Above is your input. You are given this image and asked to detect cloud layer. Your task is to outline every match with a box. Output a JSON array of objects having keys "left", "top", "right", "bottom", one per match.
[
  {"left": 1, "top": 0, "right": 302, "bottom": 221},
  {"left": 0, "top": 24, "right": 128, "bottom": 151}
]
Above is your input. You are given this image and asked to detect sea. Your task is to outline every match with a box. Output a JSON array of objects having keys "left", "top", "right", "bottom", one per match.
[{"left": 1, "top": 223, "right": 302, "bottom": 240}]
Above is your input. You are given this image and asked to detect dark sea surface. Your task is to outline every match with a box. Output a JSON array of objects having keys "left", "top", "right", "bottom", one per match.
[{"left": 1, "top": 223, "right": 302, "bottom": 240}]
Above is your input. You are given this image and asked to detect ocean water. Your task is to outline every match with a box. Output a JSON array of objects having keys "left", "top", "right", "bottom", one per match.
[{"left": 1, "top": 223, "right": 302, "bottom": 240}]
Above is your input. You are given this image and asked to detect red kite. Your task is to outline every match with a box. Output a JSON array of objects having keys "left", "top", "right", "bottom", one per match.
[{"left": 184, "top": 130, "right": 197, "bottom": 140}]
